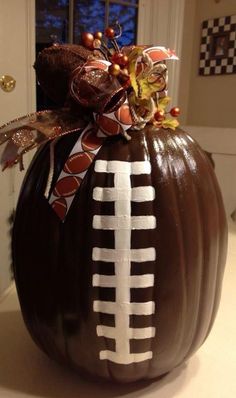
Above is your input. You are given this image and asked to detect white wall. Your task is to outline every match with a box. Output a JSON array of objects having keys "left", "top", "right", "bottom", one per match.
[
  {"left": 184, "top": 125, "right": 236, "bottom": 218},
  {"left": 137, "top": 0, "right": 185, "bottom": 107},
  {"left": 138, "top": 0, "right": 236, "bottom": 220},
  {"left": 0, "top": 0, "right": 35, "bottom": 297},
  {"left": 179, "top": 0, "right": 236, "bottom": 128}
]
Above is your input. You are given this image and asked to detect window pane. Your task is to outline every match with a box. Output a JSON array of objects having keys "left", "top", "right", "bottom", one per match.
[
  {"left": 114, "top": 0, "right": 138, "bottom": 4},
  {"left": 35, "top": 0, "right": 139, "bottom": 110},
  {"left": 74, "top": 0, "right": 105, "bottom": 43},
  {"left": 109, "top": 3, "right": 138, "bottom": 46},
  {"left": 36, "top": 0, "right": 69, "bottom": 44},
  {"left": 36, "top": 0, "right": 70, "bottom": 110},
  {"left": 74, "top": 1, "right": 137, "bottom": 46}
]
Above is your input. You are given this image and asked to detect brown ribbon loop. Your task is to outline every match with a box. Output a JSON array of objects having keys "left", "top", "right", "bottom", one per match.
[{"left": 70, "top": 61, "right": 126, "bottom": 114}]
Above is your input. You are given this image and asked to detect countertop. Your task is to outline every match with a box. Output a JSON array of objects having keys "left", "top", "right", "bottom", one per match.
[{"left": 0, "top": 221, "right": 235, "bottom": 398}]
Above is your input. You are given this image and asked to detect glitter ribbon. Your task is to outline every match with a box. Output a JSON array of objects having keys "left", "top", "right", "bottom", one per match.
[
  {"left": 0, "top": 46, "right": 178, "bottom": 221},
  {"left": 0, "top": 46, "right": 177, "bottom": 171}
]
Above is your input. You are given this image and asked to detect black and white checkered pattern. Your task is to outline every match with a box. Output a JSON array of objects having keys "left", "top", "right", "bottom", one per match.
[{"left": 199, "top": 14, "right": 236, "bottom": 76}]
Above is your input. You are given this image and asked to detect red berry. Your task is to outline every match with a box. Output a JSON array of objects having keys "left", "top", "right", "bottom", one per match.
[
  {"left": 154, "top": 110, "right": 165, "bottom": 122},
  {"left": 121, "top": 68, "right": 129, "bottom": 77},
  {"left": 108, "top": 64, "right": 121, "bottom": 76},
  {"left": 81, "top": 32, "right": 94, "bottom": 48},
  {"left": 94, "top": 31, "right": 103, "bottom": 40},
  {"left": 121, "top": 54, "right": 129, "bottom": 66},
  {"left": 105, "top": 27, "right": 115, "bottom": 39},
  {"left": 111, "top": 53, "right": 128, "bottom": 67},
  {"left": 170, "top": 107, "right": 180, "bottom": 117}
]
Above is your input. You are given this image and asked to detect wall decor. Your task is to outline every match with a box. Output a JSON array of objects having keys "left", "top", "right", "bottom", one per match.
[{"left": 199, "top": 15, "right": 236, "bottom": 76}]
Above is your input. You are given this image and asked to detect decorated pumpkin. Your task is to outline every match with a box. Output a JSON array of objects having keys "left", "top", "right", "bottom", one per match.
[{"left": 0, "top": 23, "right": 227, "bottom": 383}]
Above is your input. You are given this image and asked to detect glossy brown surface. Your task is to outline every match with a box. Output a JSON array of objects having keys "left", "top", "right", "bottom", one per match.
[{"left": 12, "top": 127, "right": 227, "bottom": 383}]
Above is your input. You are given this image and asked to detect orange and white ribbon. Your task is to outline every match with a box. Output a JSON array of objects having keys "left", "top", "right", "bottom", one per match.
[
  {"left": 49, "top": 98, "right": 133, "bottom": 220},
  {"left": 46, "top": 48, "right": 178, "bottom": 221},
  {"left": 0, "top": 46, "right": 178, "bottom": 221}
]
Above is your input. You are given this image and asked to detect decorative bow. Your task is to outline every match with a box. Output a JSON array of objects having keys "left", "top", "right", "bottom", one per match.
[{"left": 0, "top": 24, "right": 179, "bottom": 221}]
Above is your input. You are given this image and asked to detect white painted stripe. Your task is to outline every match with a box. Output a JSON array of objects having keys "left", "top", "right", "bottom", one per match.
[
  {"left": 131, "top": 216, "right": 156, "bottom": 229},
  {"left": 93, "top": 215, "right": 156, "bottom": 230},
  {"left": 94, "top": 160, "right": 151, "bottom": 175},
  {"left": 93, "top": 300, "right": 155, "bottom": 315},
  {"left": 131, "top": 186, "right": 155, "bottom": 202},
  {"left": 97, "top": 325, "right": 116, "bottom": 338},
  {"left": 97, "top": 325, "right": 156, "bottom": 339},
  {"left": 131, "top": 248, "right": 156, "bottom": 262},
  {"left": 93, "top": 186, "right": 155, "bottom": 202},
  {"left": 92, "top": 247, "right": 156, "bottom": 262},
  {"left": 92, "top": 159, "right": 156, "bottom": 364},
  {"left": 93, "top": 274, "right": 154, "bottom": 288},
  {"left": 130, "top": 327, "right": 156, "bottom": 339},
  {"left": 99, "top": 350, "right": 153, "bottom": 364}
]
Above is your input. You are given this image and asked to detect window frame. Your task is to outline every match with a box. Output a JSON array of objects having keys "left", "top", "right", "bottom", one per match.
[{"left": 68, "top": 0, "right": 139, "bottom": 43}]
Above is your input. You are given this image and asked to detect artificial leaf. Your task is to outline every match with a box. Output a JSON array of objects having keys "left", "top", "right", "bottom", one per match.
[
  {"left": 128, "top": 47, "right": 144, "bottom": 63},
  {"left": 138, "top": 78, "right": 163, "bottom": 100},
  {"left": 129, "top": 70, "right": 139, "bottom": 97},
  {"left": 158, "top": 96, "right": 171, "bottom": 111},
  {"left": 128, "top": 47, "right": 144, "bottom": 97},
  {"left": 162, "top": 118, "right": 179, "bottom": 130}
]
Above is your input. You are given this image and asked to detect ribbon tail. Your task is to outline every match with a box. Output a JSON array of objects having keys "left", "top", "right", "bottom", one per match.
[
  {"left": 44, "top": 138, "right": 59, "bottom": 199},
  {"left": 49, "top": 99, "right": 134, "bottom": 221},
  {"left": 0, "top": 108, "right": 86, "bottom": 171}
]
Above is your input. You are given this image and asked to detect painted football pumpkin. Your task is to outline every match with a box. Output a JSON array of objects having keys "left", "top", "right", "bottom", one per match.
[{"left": 12, "top": 126, "right": 227, "bottom": 383}]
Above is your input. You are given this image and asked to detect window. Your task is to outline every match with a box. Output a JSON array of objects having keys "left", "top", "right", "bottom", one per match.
[
  {"left": 73, "top": 0, "right": 138, "bottom": 46},
  {"left": 36, "top": 0, "right": 139, "bottom": 109}
]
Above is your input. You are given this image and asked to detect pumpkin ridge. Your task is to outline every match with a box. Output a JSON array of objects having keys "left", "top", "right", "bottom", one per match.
[
  {"left": 194, "top": 142, "right": 226, "bottom": 343},
  {"left": 141, "top": 129, "right": 160, "bottom": 378},
  {"left": 138, "top": 132, "right": 157, "bottom": 380},
  {"left": 198, "top": 145, "right": 224, "bottom": 348},
  {"left": 182, "top": 136, "right": 219, "bottom": 360},
  {"left": 187, "top": 160, "right": 215, "bottom": 356},
  {"left": 89, "top": 159, "right": 117, "bottom": 381},
  {"left": 59, "top": 226, "right": 74, "bottom": 367},
  {"left": 145, "top": 128, "right": 189, "bottom": 375},
  {"left": 12, "top": 143, "right": 52, "bottom": 354},
  {"left": 175, "top": 133, "right": 205, "bottom": 362},
  {"left": 164, "top": 130, "right": 191, "bottom": 367}
]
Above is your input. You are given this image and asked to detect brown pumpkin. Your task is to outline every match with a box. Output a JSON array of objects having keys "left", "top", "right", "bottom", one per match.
[{"left": 12, "top": 125, "right": 227, "bottom": 383}]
